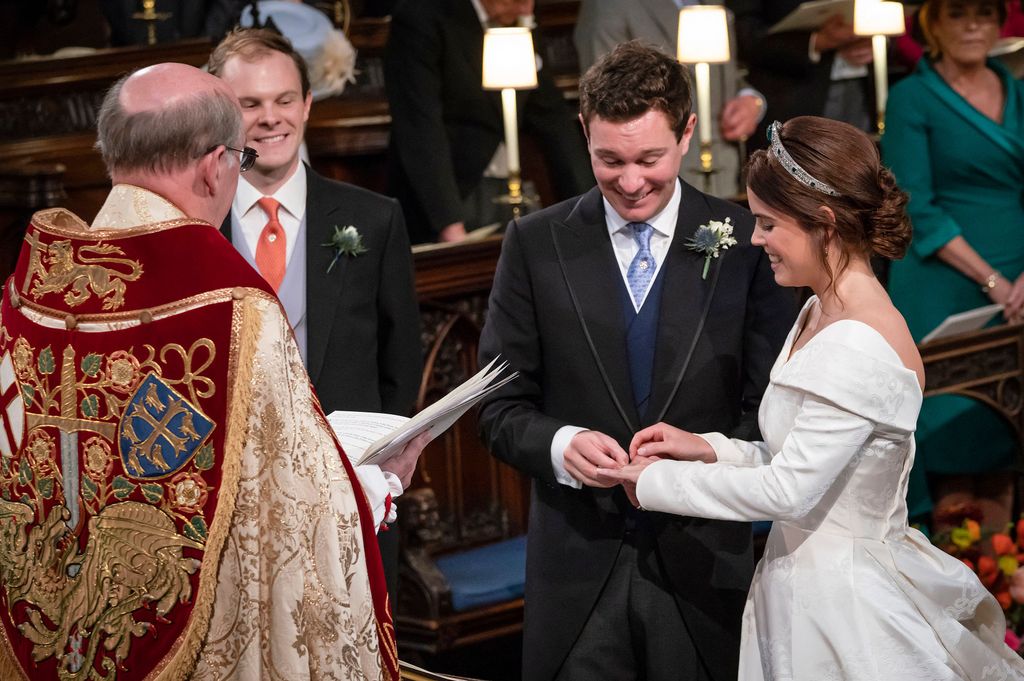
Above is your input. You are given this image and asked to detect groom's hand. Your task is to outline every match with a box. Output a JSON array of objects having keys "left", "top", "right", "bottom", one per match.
[{"left": 564, "top": 430, "right": 629, "bottom": 488}]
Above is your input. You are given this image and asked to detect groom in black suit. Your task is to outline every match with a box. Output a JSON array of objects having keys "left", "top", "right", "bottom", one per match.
[
  {"left": 478, "top": 42, "right": 795, "bottom": 681},
  {"left": 209, "top": 29, "right": 423, "bottom": 591}
]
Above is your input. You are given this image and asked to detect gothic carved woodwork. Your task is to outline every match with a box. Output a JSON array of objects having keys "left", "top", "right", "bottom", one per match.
[
  {"left": 397, "top": 237, "right": 530, "bottom": 655},
  {"left": 920, "top": 322, "right": 1024, "bottom": 449}
]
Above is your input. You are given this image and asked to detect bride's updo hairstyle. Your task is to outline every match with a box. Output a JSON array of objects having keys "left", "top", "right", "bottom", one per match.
[{"left": 746, "top": 116, "right": 911, "bottom": 290}]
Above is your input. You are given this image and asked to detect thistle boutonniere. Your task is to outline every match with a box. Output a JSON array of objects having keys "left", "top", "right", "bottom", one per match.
[
  {"left": 323, "top": 225, "right": 367, "bottom": 273},
  {"left": 687, "top": 217, "right": 737, "bottom": 280}
]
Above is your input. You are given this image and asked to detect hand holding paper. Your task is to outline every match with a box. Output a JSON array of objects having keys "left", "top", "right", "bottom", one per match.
[{"left": 327, "top": 357, "right": 518, "bottom": 466}]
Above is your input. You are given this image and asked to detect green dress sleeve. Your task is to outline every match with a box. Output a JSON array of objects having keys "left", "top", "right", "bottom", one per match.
[{"left": 882, "top": 79, "right": 964, "bottom": 259}]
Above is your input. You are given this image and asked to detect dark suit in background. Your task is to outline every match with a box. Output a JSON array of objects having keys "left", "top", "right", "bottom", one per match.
[
  {"left": 478, "top": 184, "right": 796, "bottom": 680},
  {"left": 727, "top": 0, "right": 872, "bottom": 147},
  {"left": 384, "top": 0, "right": 594, "bottom": 243},
  {"left": 223, "top": 166, "right": 421, "bottom": 417}
]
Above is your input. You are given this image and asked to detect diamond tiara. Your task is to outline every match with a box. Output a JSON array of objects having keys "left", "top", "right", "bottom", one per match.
[{"left": 767, "top": 121, "right": 840, "bottom": 197}]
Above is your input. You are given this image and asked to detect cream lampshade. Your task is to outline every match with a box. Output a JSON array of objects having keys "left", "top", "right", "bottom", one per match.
[
  {"left": 482, "top": 27, "right": 539, "bottom": 216},
  {"left": 677, "top": 5, "right": 731, "bottom": 189},
  {"left": 854, "top": 0, "right": 906, "bottom": 134}
]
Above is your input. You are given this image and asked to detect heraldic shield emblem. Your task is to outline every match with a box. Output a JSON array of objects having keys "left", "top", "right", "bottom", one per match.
[{"left": 118, "top": 374, "right": 214, "bottom": 480}]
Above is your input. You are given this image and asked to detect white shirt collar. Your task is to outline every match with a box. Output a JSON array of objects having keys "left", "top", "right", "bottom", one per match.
[
  {"left": 603, "top": 178, "right": 682, "bottom": 240},
  {"left": 234, "top": 162, "right": 307, "bottom": 221},
  {"left": 92, "top": 184, "right": 187, "bottom": 230}
]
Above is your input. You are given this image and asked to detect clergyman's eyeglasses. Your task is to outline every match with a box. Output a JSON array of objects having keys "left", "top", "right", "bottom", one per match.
[{"left": 206, "top": 144, "right": 259, "bottom": 172}]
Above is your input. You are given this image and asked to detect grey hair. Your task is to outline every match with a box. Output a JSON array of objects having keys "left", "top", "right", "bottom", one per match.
[{"left": 95, "top": 73, "right": 243, "bottom": 176}]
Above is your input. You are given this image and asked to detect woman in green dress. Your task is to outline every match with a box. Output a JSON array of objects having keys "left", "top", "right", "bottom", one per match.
[{"left": 883, "top": 0, "right": 1024, "bottom": 531}]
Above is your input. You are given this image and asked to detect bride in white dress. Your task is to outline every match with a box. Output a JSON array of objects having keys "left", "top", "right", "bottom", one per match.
[{"left": 598, "top": 117, "right": 1024, "bottom": 680}]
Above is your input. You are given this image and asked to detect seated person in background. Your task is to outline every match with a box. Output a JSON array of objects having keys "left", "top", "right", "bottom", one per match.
[
  {"left": 574, "top": 0, "right": 766, "bottom": 198},
  {"left": 727, "top": 0, "right": 876, "bottom": 146},
  {"left": 599, "top": 115, "right": 1024, "bottom": 681},
  {"left": 882, "top": 0, "right": 1024, "bottom": 532},
  {"left": 208, "top": 27, "right": 424, "bottom": 597},
  {"left": 385, "top": 0, "right": 594, "bottom": 244}
]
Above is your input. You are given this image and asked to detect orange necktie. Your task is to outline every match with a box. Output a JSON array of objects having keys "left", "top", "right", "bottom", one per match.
[{"left": 255, "top": 197, "right": 286, "bottom": 292}]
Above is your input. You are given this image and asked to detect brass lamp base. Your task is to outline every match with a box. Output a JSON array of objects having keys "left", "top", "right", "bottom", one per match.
[{"left": 493, "top": 172, "right": 540, "bottom": 220}]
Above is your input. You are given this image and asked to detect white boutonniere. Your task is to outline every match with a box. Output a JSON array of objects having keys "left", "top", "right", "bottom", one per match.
[
  {"left": 687, "top": 217, "right": 737, "bottom": 280},
  {"left": 323, "top": 225, "right": 367, "bottom": 273}
]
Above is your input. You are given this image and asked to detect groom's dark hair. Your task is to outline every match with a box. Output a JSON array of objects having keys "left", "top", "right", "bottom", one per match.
[{"left": 578, "top": 40, "right": 693, "bottom": 142}]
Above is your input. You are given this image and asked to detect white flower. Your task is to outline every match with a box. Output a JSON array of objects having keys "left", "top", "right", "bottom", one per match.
[{"left": 687, "top": 217, "right": 737, "bottom": 279}]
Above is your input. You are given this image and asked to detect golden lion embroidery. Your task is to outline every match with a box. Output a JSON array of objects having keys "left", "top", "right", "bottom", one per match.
[
  {"left": 26, "top": 239, "right": 143, "bottom": 311},
  {"left": 0, "top": 499, "right": 202, "bottom": 677}
]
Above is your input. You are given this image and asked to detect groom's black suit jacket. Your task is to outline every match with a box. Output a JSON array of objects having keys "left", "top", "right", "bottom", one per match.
[{"left": 478, "top": 183, "right": 796, "bottom": 681}]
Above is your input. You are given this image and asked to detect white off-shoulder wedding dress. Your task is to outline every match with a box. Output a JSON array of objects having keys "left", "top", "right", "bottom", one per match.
[{"left": 637, "top": 297, "right": 1024, "bottom": 680}]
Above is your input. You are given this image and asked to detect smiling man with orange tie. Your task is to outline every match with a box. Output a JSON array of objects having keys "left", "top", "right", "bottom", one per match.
[{"left": 209, "top": 26, "right": 424, "bottom": 595}]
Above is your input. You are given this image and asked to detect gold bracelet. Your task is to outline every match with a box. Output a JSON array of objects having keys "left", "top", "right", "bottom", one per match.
[{"left": 981, "top": 272, "right": 1000, "bottom": 293}]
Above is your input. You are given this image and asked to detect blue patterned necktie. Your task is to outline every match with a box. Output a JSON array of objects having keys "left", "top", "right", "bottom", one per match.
[{"left": 626, "top": 222, "right": 656, "bottom": 308}]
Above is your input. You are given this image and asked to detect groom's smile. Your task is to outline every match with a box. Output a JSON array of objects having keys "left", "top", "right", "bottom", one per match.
[{"left": 585, "top": 109, "right": 695, "bottom": 223}]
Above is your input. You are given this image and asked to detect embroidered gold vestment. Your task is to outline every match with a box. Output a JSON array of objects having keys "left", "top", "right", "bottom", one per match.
[{"left": 0, "top": 194, "right": 397, "bottom": 680}]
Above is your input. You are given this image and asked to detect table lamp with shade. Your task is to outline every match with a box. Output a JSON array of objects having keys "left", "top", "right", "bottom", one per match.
[
  {"left": 482, "top": 26, "right": 540, "bottom": 219},
  {"left": 676, "top": 5, "right": 731, "bottom": 192},
  {"left": 853, "top": 0, "right": 906, "bottom": 135}
]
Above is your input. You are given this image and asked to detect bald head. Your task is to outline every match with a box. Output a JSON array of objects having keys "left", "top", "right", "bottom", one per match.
[
  {"left": 120, "top": 63, "right": 237, "bottom": 116},
  {"left": 96, "top": 62, "right": 243, "bottom": 177},
  {"left": 94, "top": 63, "right": 246, "bottom": 224}
]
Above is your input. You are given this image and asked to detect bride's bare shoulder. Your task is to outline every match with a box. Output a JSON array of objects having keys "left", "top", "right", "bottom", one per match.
[{"left": 850, "top": 302, "right": 925, "bottom": 387}]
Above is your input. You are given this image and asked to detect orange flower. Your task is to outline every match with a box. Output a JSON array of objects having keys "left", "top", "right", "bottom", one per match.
[
  {"left": 978, "top": 555, "right": 1000, "bottom": 588},
  {"left": 965, "top": 519, "right": 981, "bottom": 542},
  {"left": 992, "top": 533, "right": 1016, "bottom": 557},
  {"left": 996, "top": 589, "right": 1013, "bottom": 610}
]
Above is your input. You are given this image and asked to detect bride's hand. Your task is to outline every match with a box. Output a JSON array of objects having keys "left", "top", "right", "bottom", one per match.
[
  {"left": 629, "top": 422, "right": 717, "bottom": 463},
  {"left": 595, "top": 457, "right": 658, "bottom": 508}
]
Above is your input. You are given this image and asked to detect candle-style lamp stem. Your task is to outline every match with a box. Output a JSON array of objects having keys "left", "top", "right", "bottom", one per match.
[
  {"left": 677, "top": 6, "right": 731, "bottom": 194},
  {"left": 872, "top": 34, "right": 889, "bottom": 135},
  {"left": 483, "top": 27, "right": 540, "bottom": 222},
  {"left": 854, "top": 1, "right": 906, "bottom": 136},
  {"left": 695, "top": 62, "right": 715, "bottom": 193},
  {"left": 501, "top": 88, "right": 525, "bottom": 218}
]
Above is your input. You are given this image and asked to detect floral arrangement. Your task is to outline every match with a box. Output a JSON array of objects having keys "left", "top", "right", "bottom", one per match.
[
  {"left": 687, "top": 217, "right": 737, "bottom": 279},
  {"left": 930, "top": 503, "right": 1024, "bottom": 653}
]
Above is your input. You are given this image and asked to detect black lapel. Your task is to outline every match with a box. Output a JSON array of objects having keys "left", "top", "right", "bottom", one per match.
[
  {"left": 551, "top": 188, "right": 639, "bottom": 434},
  {"left": 304, "top": 167, "right": 350, "bottom": 385},
  {"left": 648, "top": 181, "right": 724, "bottom": 424},
  {"left": 219, "top": 215, "right": 232, "bottom": 242}
]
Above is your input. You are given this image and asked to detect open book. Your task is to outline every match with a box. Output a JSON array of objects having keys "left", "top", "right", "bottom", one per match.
[
  {"left": 327, "top": 357, "right": 518, "bottom": 466},
  {"left": 768, "top": 0, "right": 855, "bottom": 34},
  {"left": 920, "top": 303, "right": 1003, "bottom": 344}
]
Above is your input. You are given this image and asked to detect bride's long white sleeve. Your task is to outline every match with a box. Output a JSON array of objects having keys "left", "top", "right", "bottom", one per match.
[
  {"left": 696, "top": 432, "right": 773, "bottom": 468},
  {"left": 639, "top": 395, "right": 877, "bottom": 523}
]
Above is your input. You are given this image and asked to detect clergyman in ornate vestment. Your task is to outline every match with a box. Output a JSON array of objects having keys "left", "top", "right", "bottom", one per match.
[{"left": 0, "top": 63, "right": 408, "bottom": 680}]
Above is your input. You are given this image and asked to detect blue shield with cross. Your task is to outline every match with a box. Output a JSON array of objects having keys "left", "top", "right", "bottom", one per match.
[{"left": 117, "top": 374, "right": 214, "bottom": 480}]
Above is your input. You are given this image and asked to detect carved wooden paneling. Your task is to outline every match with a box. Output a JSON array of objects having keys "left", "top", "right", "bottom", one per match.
[
  {"left": 920, "top": 323, "right": 1024, "bottom": 446},
  {"left": 411, "top": 237, "right": 529, "bottom": 552}
]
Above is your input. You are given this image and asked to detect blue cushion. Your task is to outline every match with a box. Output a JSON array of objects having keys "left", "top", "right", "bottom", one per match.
[{"left": 435, "top": 535, "right": 527, "bottom": 612}]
